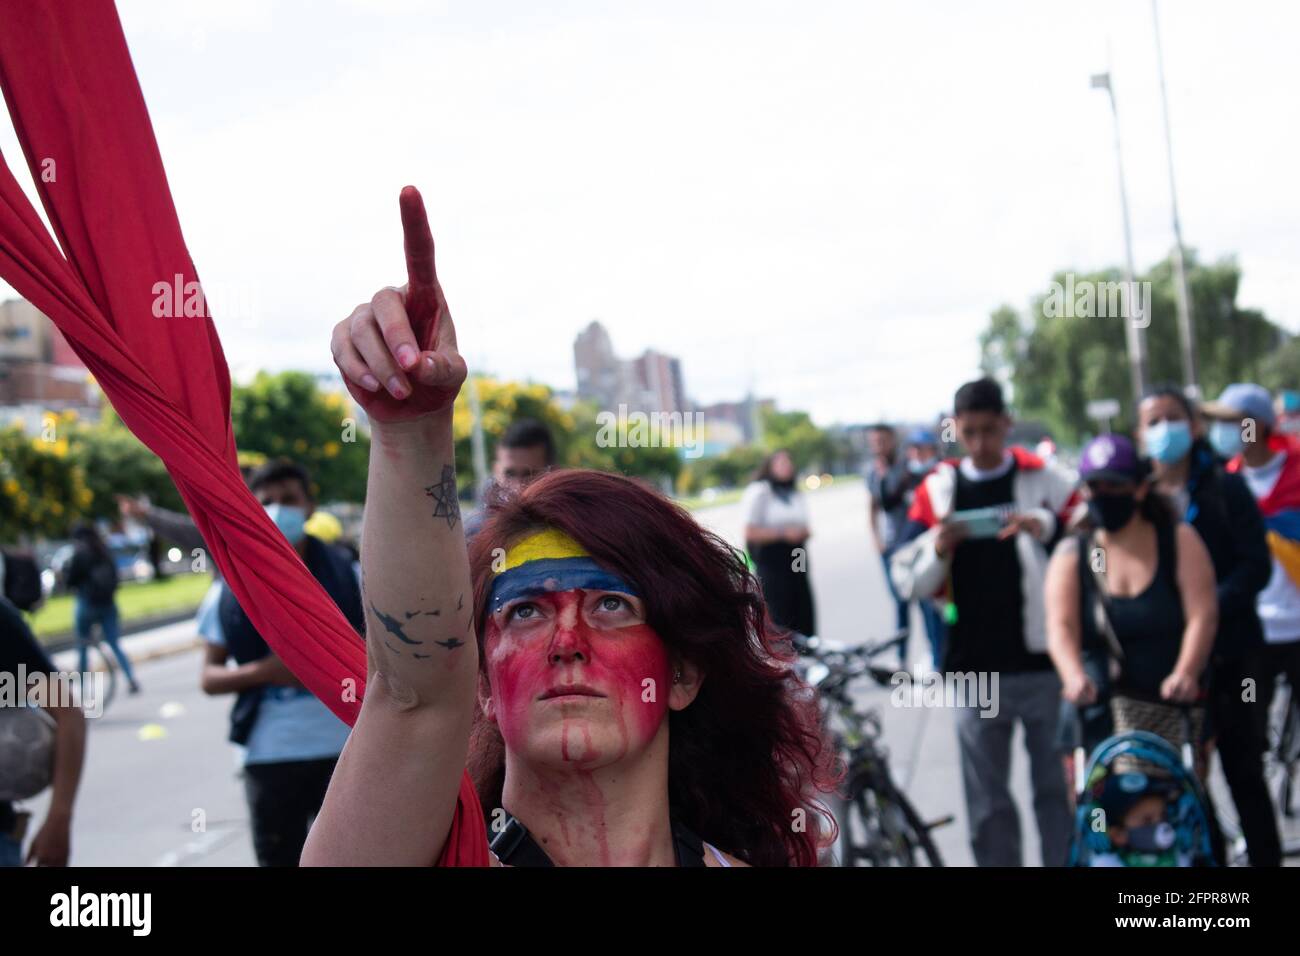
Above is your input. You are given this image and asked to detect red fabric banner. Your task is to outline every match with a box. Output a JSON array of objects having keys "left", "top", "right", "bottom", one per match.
[{"left": 0, "top": 0, "right": 486, "bottom": 865}]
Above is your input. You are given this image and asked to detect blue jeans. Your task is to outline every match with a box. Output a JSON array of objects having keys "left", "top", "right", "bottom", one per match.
[
  {"left": 75, "top": 598, "right": 137, "bottom": 685},
  {"left": 917, "top": 596, "right": 948, "bottom": 670},
  {"left": 880, "top": 552, "right": 948, "bottom": 667},
  {"left": 880, "top": 553, "right": 909, "bottom": 633}
]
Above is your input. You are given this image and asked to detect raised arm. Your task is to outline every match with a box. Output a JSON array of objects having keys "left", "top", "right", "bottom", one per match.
[{"left": 302, "top": 187, "right": 478, "bottom": 866}]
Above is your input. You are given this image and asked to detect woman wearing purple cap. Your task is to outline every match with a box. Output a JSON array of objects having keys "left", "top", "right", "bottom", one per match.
[{"left": 1045, "top": 433, "right": 1218, "bottom": 757}]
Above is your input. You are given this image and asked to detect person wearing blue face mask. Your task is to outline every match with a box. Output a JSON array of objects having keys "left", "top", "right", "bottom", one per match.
[
  {"left": 1199, "top": 383, "right": 1300, "bottom": 865},
  {"left": 196, "top": 458, "right": 364, "bottom": 866},
  {"left": 904, "top": 428, "right": 940, "bottom": 477},
  {"left": 1138, "top": 385, "right": 1277, "bottom": 866}
]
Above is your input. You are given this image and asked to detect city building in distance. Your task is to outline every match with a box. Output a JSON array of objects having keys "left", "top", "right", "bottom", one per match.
[
  {"left": 574, "top": 319, "right": 687, "bottom": 416},
  {"left": 0, "top": 297, "right": 98, "bottom": 433}
]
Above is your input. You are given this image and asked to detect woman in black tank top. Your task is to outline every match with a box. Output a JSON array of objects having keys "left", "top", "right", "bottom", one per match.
[
  {"left": 1045, "top": 434, "right": 1218, "bottom": 756},
  {"left": 1079, "top": 519, "right": 1184, "bottom": 698}
]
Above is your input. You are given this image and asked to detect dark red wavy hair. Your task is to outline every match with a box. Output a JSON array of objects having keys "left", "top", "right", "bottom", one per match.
[{"left": 465, "top": 469, "right": 839, "bottom": 866}]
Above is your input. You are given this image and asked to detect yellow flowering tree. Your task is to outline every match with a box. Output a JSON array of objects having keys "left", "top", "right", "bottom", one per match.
[
  {"left": 0, "top": 422, "right": 92, "bottom": 541},
  {"left": 61, "top": 409, "right": 186, "bottom": 521},
  {"left": 230, "top": 371, "right": 371, "bottom": 502},
  {"left": 452, "top": 377, "right": 682, "bottom": 496}
]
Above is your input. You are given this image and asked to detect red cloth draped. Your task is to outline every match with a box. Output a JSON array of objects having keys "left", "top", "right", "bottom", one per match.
[{"left": 0, "top": 0, "right": 486, "bottom": 866}]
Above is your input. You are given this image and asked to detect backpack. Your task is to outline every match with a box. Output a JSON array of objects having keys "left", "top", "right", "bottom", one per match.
[
  {"left": 0, "top": 550, "right": 44, "bottom": 612},
  {"left": 83, "top": 553, "right": 118, "bottom": 604}
]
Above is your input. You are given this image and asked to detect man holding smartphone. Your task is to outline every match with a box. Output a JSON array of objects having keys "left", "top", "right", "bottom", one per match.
[{"left": 890, "top": 377, "right": 1079, "bottom": 867}]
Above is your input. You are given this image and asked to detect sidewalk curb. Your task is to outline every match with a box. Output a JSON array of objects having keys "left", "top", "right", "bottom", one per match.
[
  {"left": 41, "top": 607, "right": 202, "bottom": 655},
  {"left": 128, "top": 635, "right": 206, "bottom": 665},
  {"left": 48, "top": 627, "right": 206, "bottom": 672}
]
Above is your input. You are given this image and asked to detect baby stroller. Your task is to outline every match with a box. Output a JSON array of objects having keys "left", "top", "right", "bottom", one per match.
[{"left": 1067, "top": 730, "right": 1216, "bottom": 867}]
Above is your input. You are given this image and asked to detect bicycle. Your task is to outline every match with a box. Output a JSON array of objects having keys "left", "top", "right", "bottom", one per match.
[{"left": 795, "top": 631, "right": 950, "bottom": 866}]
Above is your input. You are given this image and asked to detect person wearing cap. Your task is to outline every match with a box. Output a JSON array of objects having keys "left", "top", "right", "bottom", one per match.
[
  {"left": 904, "top": 426, "right": 941, "bottom": 477},
  {"left": 1045, "top": 433, "right": 1217, "bottom": 763},
  {"left": 1137, "top": 385, "right": 1278, "bottom": 866},
  {"left": 1203, "top": 383, "right": 1300, "bottom": 830}
]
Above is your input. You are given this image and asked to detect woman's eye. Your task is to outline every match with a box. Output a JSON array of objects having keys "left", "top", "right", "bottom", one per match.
[{"left": 506, "top": 603, "right": 538, "bottom": 622}]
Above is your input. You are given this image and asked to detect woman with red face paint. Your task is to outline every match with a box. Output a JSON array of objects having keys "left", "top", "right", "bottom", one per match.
[{"left": 301, "top": 188, "right": 837, "bottom": 867}]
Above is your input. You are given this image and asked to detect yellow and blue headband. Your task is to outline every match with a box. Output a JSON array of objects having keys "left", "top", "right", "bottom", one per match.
[{"left": 489, "top": 529, "right": 638, "bottom": 614}]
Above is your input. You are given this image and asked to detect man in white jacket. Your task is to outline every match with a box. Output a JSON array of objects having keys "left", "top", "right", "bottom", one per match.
[{"left": 890, "top": 378, "right": 1079, "bottom": 866}]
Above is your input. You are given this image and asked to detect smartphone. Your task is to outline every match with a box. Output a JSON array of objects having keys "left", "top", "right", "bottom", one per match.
[{"left": 945, "top": 506, "right": 1008, "bottom": 540}]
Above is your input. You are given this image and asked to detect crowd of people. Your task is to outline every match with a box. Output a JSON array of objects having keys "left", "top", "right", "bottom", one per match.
[
  {"left": 2, "top": 199, "right": 1298, "bottom": 869},
  {"left": 865, "top": 376, "right": 1300, "bottom": 867}
]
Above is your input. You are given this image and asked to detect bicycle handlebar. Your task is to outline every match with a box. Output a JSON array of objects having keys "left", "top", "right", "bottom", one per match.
[{"left": 794, "top": 631, "right": 908, "bottom": 697}]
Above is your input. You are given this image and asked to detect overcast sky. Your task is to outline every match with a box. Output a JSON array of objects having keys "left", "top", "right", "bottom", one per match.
[{"left": 2, "top": 0, "right": 1296, "bottom": 425}]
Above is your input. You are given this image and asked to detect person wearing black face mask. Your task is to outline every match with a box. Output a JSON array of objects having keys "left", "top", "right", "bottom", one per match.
[{"left": 1045, "top": 434, "right": 1218, "bottom": 761}]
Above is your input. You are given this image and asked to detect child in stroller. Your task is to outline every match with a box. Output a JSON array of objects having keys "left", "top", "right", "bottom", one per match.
[{"left": 1069, "top": 729, "right": 1216, "bottom": 867}]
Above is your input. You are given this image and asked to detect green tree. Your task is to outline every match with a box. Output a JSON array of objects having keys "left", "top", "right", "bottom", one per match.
[
  {"left": 231, "top": 371, "right": 371, "bottom": 502},
  {"left": 0, "top": 422, "right": 91, "bottom": 541},
  {"left": 1257, "top": 336, "right": 1300, "bottom": 394},
  {"left": 451, "top": 377, "right": 578, "bottom": 496},
  {"left": 679, "top": 444, "right": 765, "bottom": 494},
  {"left": 761, "top": 408, "right": 833, "bottom": 472},
  {"left": 570, "top": 402, "right": 682, "bottom": 488},
  {"left": 451, "top": 377, "right": 684, "bottom": 494},
  {"left": 979, "top": 254, "right": 1282, "bottom": 444},
  {"left": 63, "top": 411, "right": 184, "bottom": 520}
]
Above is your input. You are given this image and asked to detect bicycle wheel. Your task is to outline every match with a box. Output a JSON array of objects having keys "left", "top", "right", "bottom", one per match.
[{"left": 842, "top": 770, "right": 943, "bottom": 867}]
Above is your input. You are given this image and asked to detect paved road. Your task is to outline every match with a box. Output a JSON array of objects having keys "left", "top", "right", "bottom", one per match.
[{"left": 22, "top": 478, "right": 1298, "bottom": 865}]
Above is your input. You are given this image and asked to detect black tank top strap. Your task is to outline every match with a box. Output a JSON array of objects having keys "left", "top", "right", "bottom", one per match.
[{"left": 489, "top": 814, "right": 554, "bottom": 867}]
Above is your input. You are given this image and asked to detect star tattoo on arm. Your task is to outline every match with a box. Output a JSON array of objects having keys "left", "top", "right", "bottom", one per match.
[{"left": 425, "top": 464, "right": 461, "bottom": 529}]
